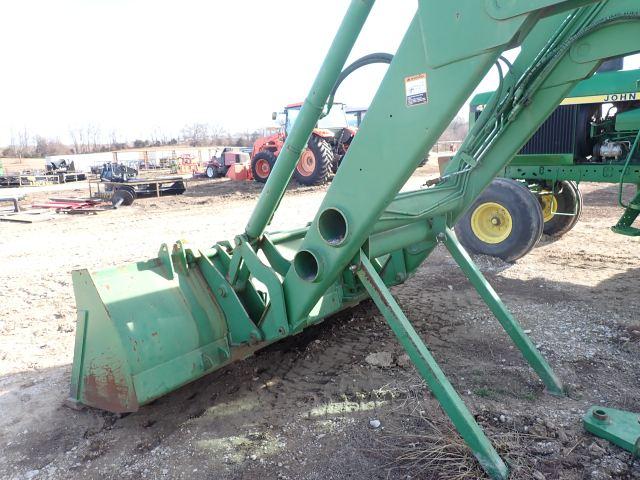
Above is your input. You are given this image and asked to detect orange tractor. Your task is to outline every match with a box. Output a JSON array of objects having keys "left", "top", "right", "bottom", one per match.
[{"left": 251, "top": 102, "right": 357, "bottom": 186}]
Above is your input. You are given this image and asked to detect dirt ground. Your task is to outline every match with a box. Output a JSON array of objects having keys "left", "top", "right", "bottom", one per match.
[{"left": 1, "top": 163, "right": 639, "bottom": 480}]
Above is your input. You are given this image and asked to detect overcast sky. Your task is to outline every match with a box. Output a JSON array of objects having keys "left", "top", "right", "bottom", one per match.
[{"left": 1, "top": 1, "right": 639, "bottom": 146}]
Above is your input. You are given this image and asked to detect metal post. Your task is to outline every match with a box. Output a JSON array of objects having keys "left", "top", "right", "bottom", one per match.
[
  {"left": 245, "top": 0, "right": 375, "bottom": 240},
  {"left": 356, "top": 252, "right": 509, "bottom": 480},
  {"left": 442, "top": 228, "right": 563, "bottom": 395}
]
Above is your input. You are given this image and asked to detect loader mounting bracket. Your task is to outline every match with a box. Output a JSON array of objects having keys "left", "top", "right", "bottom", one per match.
[{"left": 584, "top": 406, "right": 640, "bottom": 457}]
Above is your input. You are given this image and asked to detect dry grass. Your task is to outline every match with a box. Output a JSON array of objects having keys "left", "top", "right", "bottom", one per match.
[
  {"left": 371, "top": 382, "right": 429, "bottom": 414},
  {"left": 366, "top": 412, "right": 554, "bottom": 479}
]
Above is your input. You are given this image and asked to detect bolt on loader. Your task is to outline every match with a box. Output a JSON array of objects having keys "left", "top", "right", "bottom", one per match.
[{"left": 68, "top": 2, "right": 640, "bottom": 478}]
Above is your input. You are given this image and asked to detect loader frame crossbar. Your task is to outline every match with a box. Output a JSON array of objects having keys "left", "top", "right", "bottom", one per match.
[{"left": 70, "top": 1, "right": 640, "bottom": 478}]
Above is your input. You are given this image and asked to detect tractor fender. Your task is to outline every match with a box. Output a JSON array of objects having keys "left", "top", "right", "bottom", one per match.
[
  {"left": 339, "top": 127, "right": 357, "bottom": 144},
  {"left": 252, "top": 132, "right": 285, "bottom": 157},
  {"left": 312, "top": 128, "right": 336, "bottom": 139}
]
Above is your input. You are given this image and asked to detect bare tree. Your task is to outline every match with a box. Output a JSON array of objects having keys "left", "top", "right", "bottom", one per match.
[
  {"left": 69, "top": 127, "right": 83, "bottom": 154},
  {"left": 34, "top": 136, "right": 47, "bottom": 157},
  {"left": 34, "top": 136, "right": 70, "bottom": 157},
  {"left": 4, "top": 131, "right": 18, "bottom": 157},
  {"left": 16, "top": 127, "right": 31, "bottom": 158},
  {"left": 440, "top": 116, "right": 468, "bottom": 142},
  {"left": 150, "top": 126, "right": 170, "bottom": 147},
  {"left": 68, "top": 125, "right": 106, "bottom": 153},
  {"left": 88, "top": 124, "right": 101, "bottom": 152},
  {"left": 209, "top": 124, "right": 226, "bottom": 145},
  {"left": 181, "top": 123, "right": 210, "bottom": 147}
]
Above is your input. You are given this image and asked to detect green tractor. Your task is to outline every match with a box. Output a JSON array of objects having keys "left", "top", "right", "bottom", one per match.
[{"left": 457, "top": 60, "right": 640, "bottom": 261}]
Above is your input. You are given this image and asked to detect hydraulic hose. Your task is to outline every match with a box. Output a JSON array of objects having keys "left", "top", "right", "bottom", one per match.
[{"left": 323, "top": 52, "right": 393, "bottom": 117}]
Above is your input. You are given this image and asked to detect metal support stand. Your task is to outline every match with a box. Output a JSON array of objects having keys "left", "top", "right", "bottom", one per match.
[
  {"left": 441, "top": 227, "right": 564, "bottom": 396},
  {"left": 612, "top": 188, "right": 640, "bottom": 237},
  {"left": 613, "top": 131, "right": 640, "bottom": 236},
  {"left": 356, "top": 252, "right": 509, "bottom": 480}
]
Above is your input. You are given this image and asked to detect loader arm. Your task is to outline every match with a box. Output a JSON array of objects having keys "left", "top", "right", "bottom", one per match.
[
  {"left": 278, "top": 1, "right": 640, "bottom": 324},
  {"left": 70, "top": 2, "right": 640, "bottom": 479}
]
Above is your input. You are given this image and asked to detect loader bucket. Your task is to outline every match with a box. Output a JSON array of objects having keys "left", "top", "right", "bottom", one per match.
[{"left": 69, "top": 244, "right": 233, "bottom": 412}]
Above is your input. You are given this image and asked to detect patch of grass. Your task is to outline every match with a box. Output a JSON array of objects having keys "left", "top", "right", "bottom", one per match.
[
  {"left": 474, "top": 387, "right": 498, "bottom": 398},
  {"left": 473, "top": 386, "right": 534, "bottom": 400},
  {"left": 365, "top": 412, "right": 548, "bottom": 479},
  {"left": 366, "top": 416, "right": 486, "bottom": 479}
]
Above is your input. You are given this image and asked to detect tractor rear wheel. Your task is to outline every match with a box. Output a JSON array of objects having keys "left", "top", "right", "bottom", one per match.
[
  {"left": 252, "top": 151, "right": 276, "bottom": 183},
  {"left": 456, "top": 178, "right": 544, "bottom": 262},
  {"left": 540, "top": 181, "right": 582, "bottom": 237},
  {"left": 293, "top": 136, "right": 333, "bottom": 186}
]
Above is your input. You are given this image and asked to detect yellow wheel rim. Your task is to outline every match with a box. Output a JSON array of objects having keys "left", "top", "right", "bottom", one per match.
[
  {"left": 470, "top": 202, "right": 513, "bottom": 244},
  {"left": 540, "top": 194, "right": 558, "bottom": 223}
]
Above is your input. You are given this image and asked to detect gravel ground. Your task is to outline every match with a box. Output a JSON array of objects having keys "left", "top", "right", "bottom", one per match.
[{"left": 1, "top": 164, "right": 639, "bottom": 480}]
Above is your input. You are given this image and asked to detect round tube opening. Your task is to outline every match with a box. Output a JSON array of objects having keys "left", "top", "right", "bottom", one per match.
[
  {"left": 294, "top": 250, "right": 321, "bottom": 282},
  {"left": 318, "top": 208, "right": 348, "bottom": 247}
]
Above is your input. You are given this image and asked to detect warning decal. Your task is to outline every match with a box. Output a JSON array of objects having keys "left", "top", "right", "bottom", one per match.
[{"left": 405, "top": 73, "right": 428, "bottom": 107}]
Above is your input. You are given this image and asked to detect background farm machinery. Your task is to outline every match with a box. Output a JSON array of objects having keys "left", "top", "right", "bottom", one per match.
[
  {"left": 204, "top": 147, "right": 252, "bottom": 180},
  {"left": 45, "top": 159, "right": 87, "bottom": 182},
  {"left": 251, "top": 102, "right": 357, "bottom": 185},
  {"left": 457, "top": 62, "right": 640, "bottom": 261},
  {"left": 68, "top": 2, "right": 640, "bottom": 479},
  {"left": 250, "top": 54, "right": 394, "bottom": 186},
  {"left": 95, "top": 162, "right": 187, "bottom": 206}
]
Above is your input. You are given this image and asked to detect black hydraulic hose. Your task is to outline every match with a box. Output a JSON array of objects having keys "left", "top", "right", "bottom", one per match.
[
  {"left": 331, "top": 52, "right": 393, "bottom": 97},
  {"left": 323, "top": 52, "right": 394, "bottom": 117},
  {"left": 518, "top": 13, "right": 640, "bottom": 110}
]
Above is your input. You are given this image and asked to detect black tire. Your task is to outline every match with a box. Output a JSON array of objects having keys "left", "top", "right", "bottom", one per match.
[
  {"left": 205, "top": 166, "right": 216, "bottom": 178},
  {"left": 541, "top": 181, "right": 582, "bottom": 237},
  {"left": 111, "top": 189, "right": 135, "bottom": 207},
  {"left": 171, "top": 181, "right": 187, "bottom": 195},
  {"left": 331, "top": 156, "right": 340, "bottom": 174},
  {"left": 456, "top": 178, "right": 544, "bottom": 262},
  {"left": 119, "top": 186, "right": 136, "bottom": 201},
  {"left": 293, "top": 136, "right": 333, "bottom": 186},
  {"left": 251, "top": 151, "right": 276, "bottom": 183}
]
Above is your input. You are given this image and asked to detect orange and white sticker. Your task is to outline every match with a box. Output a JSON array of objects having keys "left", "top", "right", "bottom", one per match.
[{"left": 405, "top": 73, "right": 428, "bottom": 107}]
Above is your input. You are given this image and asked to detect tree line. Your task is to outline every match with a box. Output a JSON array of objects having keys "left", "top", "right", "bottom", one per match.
[
  {"left": 1, "top": 123, "right": 266, "bottom": 158},
  {"left": 2, "top": 117, "right": 469, "bottom": 159}
]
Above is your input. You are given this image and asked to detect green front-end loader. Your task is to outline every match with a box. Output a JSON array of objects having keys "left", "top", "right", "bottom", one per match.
[{"left": 68, "top": 2, "right": 640, "bottom": 478}]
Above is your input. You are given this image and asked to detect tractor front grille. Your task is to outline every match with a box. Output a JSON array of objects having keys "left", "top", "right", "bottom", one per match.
[{"left": 519, "top": 105, "right": 579, "bottom": 155}]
